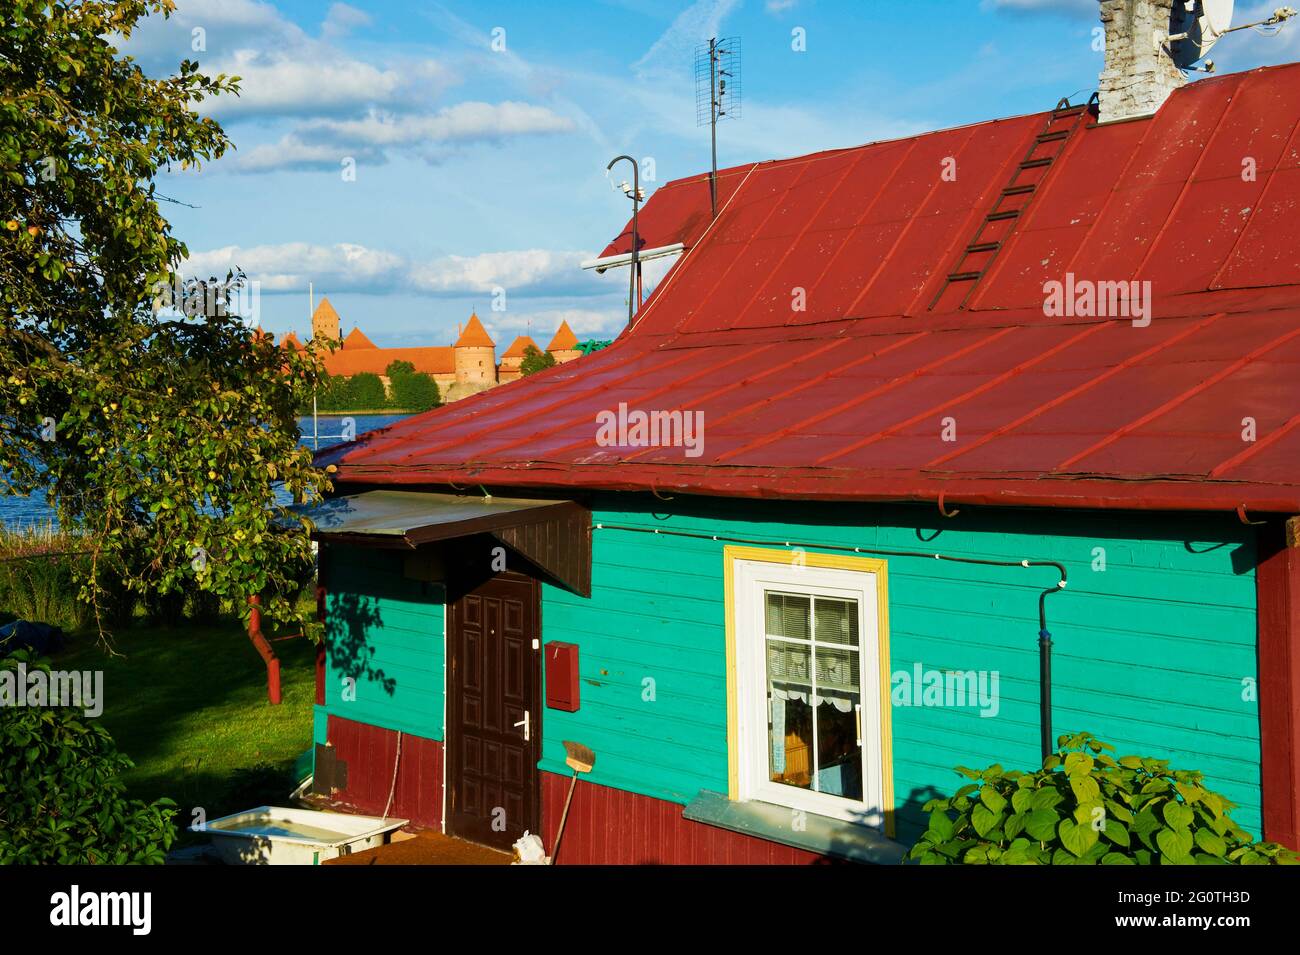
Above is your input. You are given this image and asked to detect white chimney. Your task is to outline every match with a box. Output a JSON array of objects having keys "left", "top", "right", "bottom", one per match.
[{"left": 1098, "top": 0, "right": 1187, "bottom": 123}]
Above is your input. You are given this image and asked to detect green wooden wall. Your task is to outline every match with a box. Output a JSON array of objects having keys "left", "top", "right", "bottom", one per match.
[
  {"left": 316, "top": 546, "right": 445, "bottom": 741},
  {"left": 317, "top": 497, "right": 1263, "bottom": 847},
  {"left": 537, "top": 495, "right": 1262, "bottom": 844}
]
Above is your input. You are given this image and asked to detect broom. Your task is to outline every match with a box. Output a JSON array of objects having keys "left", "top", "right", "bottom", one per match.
[{"left": 550, "top": 740, "right": 595, "bottom": 865}]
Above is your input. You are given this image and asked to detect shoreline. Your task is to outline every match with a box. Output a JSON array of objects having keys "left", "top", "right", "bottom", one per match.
[{"left": 302, "top": 409, "right": 423, "bottom": 416}]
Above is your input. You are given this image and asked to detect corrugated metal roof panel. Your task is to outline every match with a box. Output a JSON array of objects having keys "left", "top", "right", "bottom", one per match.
[{"left": 321, "top": 63, "right": 1300, "bottom": 513}]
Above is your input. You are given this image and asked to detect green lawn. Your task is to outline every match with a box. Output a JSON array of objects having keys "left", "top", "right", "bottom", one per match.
[{"left": 57, "top": 615, "right": 316, "bottom": 830}]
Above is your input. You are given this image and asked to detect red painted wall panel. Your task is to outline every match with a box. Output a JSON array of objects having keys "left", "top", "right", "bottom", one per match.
[
  {"left": 1256, "top": 528, "right": 1300, "bottom": 851},
  {"left": 538, "top": 771, "right": 834, "bottom": 865},
  {"left": 325, "top": 715, "right": 443, "bottom": 830}
]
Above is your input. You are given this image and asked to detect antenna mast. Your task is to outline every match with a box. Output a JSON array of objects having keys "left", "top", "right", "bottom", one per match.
[{"left": 695, "top": 36, "right": 741, "bottom": 219}]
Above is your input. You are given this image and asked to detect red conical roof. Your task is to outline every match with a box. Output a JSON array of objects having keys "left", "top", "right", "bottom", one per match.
[
  {"left": 455, "top": 312, "right": 495, "bottom": 348},
  {"left": 503, "top": 335, "right": 540, "bottom": 359},
  {"left": 547, "top": 320, "right": 578, "bottom": 351},
  {"left": 343, "top": 327, "right": 377, "bottom": 350}
]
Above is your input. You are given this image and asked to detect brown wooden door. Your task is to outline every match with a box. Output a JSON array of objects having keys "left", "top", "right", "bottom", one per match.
[{"left": 446, "top": 571, "right": 541, "bottom": 851}]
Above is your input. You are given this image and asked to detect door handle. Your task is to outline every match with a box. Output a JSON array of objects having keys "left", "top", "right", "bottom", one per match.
[
  {"left": 513, "top": 711, "right": 530, "bottom": 742},
  {"left": 855, "top": 703, "right": 863, "bottom": 747}
]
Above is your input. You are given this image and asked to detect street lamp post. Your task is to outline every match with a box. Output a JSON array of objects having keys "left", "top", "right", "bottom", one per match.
[{"left": 607, "top": 155, "right": 643, "bottom": 326}]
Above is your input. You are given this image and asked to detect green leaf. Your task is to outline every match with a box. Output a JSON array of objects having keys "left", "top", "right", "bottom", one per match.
[
  {"left": 1063, "top": 752, "right": 1094, "bottom": 777},
  {"left": 971, "top": 804, "right": 1000, "bottom": 838},
  {"left": 1030, "top": 787, "right": 1064, "bottom": 811},
  {"left": 1011, "top": 788, "right": 1034, "bottom": 814},
  {"left": 1025, "top": 808, "right": 1060, "bottom": 842},
  {"left": 1058, "top": 818, "right": 1100, "bottom": 858},
  {"left": 928, "top": 809, "right": 954, "bottom": 841},
  {"left": 1162, "top": 801, "right": 1193, "bottom": 830},
  {"left": 1101, "top": 819, "right": 1130, "bottom": 847},
  {"left": 979, "top": 786, "right": 1007, "bottom": 814},
  {"left": 1156, "top": 827, "right": 1194, "bottom": 862},
  {"left": 1104, "top": 799, "right": 1134, "bottom": 824},
  {"left": 1004, "top": 811, "right": 1027, "bottom": 840},
  {"left": 1193, "top": 828, "right": 1227, "bottom": 857},
  {"left": 1070, "top": 775, "right": 1101, "bottom": 803}
]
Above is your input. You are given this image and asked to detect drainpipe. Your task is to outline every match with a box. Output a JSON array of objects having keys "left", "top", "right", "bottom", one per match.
[
  {"left": 247, "top": 595, "right": 282, "bottom": 705},
  {"left": 1037, "top": 583, "right": 1062, "bottom": 764}
]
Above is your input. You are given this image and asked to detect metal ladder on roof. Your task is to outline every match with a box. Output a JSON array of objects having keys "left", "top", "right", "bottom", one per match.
[{"left": 928, "top": 92, "right": 1099, "bottom": 312}]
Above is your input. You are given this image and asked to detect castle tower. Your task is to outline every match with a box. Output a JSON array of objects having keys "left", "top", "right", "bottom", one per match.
[
  {"left": 499, "top": 334, "right": 539, "bottom": 383},
  {"left": 312, "top": 296, "right": 342, "bottom": 342},
  {"left": 547, "top": 320, "right": 581, "bottom": 364},
  {"left": 453, "top": 312, "right": 497, "bottom": 388}
]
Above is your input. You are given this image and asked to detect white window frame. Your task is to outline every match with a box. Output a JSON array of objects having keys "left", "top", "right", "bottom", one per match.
[{"left": 727, "top": 548, "right": 892, "bottom": 832}]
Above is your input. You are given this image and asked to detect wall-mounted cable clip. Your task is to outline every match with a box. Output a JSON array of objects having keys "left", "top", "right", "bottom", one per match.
[
  {"left": 937, "top": 490, "right": 960, "bottom": 518},
  {"left": 1236, "top": 503, "right": 1266, "bottom": 526}
]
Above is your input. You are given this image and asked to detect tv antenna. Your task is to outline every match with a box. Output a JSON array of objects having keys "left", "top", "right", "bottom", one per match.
[
  {"left": 1167, "top": 2, "right": 1297, "bottom": 72},
  {"left": 695, "top": 36, "right": 742, "bottom": 218}
]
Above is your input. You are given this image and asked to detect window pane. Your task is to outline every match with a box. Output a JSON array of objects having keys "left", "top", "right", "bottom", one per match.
[
  {"left": 815, "top": 645, "right": 859, "bottom": 694},
  {"left": 766, "top": 640, "right": 813, "bottom": 791},
  {"left": 767, "top": 639, "right": 811, "bottom": 685},
  {"left": 815, "top": 692, "right": 863, "bottom": 801},
  {"left": 765, "top": 592, "right": 809, "bottom": 640},
  {"left": 760, "top": 589, "right": 867, "bottom": 805},
  {"left": 814, "top": 597, "right": 858, "bottom": 645}
]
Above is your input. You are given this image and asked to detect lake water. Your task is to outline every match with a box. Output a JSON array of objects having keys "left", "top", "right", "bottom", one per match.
[{"left": 0, "top": 413, "right": 412, "bottom": 531}]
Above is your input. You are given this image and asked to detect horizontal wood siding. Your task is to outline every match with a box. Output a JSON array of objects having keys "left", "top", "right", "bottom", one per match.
[
  {"left": 321, "top": 545, "right": 445, "bottom": 740},
  {"left": 326, "top": 714, "right": 443, "bottom": 828},
  {"left": 540, "top": 496, "right": 1261, "bottom": 846},
  {"left": 540, "top": 771, "right": 827, "bottom": 865}
]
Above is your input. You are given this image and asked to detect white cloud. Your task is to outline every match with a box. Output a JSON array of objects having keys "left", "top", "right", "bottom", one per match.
[
  {"left": 633, "top": 0, "right": 741, "bottom": 84},
  {"left": 322, "top": 2, "right": 370, "bottom": 40},
  {"left": 231, "top": 101, "right": 576, "bottom": 172},
  {"left": 234, "top": 136, "right": 379, "bottom": 173},
  {"left": 129, "top": 2, "right": 577, "bottom": 173},
  {"left": 208, "top": 50, "right": 456, "bottom": 119},
  {"left": 410, "top": 250, "right": 589, "bottom": 294},
  {"left": 483, "top": 308, "right": 625, "bottom": 344},
  {"left": 301, "top": 101, "right": 576, "bottom": 147},
  {"left": 183, "top": 243, "right": 604, "bottom": 297},
  {"left": 123, "top": 0, "right": 304, "bottom": 66},
  {"left": 185, "top": 242, "right": 405, "bottom": 292}
]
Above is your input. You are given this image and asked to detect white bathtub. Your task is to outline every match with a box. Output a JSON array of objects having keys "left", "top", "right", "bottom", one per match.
[{"left": 197, "top": 806, "right": 408, "bottom": 865}]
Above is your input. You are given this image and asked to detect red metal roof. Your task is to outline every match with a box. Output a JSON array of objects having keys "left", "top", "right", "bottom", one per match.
[{"left": 321, "top": 64, "right": 1300, "bottom": 514}]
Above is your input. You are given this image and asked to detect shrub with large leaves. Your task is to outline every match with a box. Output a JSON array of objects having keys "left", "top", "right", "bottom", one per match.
[
  {"left": 909, "top": 732, "right": 1297, "bottom": 865},
  {"left": 0, "top": 651, "right": 176, "bottom": 863}
]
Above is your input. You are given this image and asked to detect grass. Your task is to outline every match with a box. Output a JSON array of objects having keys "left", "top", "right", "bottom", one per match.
[
  {"left": 2, "top": 524, "right": 319, "bottom": 838},
  {"left": 0, "top": 523, "right": 93, "bottom": 630},
  {"left": 55, "top": 612, "right": 317, "bottom": 833}
]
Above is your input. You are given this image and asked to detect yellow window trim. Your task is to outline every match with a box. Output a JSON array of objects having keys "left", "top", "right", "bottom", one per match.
[{"left": 723, "top": 544, "right": 895, "bottom": 839}]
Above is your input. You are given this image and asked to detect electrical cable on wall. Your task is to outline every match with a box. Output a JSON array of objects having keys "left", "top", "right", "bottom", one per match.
[
  {"left": 593, "top": 522, "right": 1068, "bottom": 762},
  {"left": 382, "top": 730, "right": 403, "bottom": 821}
]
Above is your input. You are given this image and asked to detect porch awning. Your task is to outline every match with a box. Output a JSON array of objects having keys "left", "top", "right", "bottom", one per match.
[{"left": 296, "top": 490, "right": 591, "bottom": 595}]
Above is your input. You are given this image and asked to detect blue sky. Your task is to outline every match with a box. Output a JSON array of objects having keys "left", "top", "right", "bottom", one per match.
[{"left": 127, "top": 0, "right": 1299, "bottom": 349}]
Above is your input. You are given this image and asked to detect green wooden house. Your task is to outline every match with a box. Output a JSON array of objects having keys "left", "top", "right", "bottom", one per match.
[{"left": 306, "top": 66, "right": 1300, "bottom": 863}]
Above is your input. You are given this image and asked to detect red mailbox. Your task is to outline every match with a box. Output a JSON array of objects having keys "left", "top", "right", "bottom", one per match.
[{"left": 545, "top": 641, "right": 580, "bottom": 712}]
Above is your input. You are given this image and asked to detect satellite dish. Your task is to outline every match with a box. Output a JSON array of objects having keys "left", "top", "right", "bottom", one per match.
[{"left": 1169, "top": 0, "right": 1234, "bottom": 67}]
